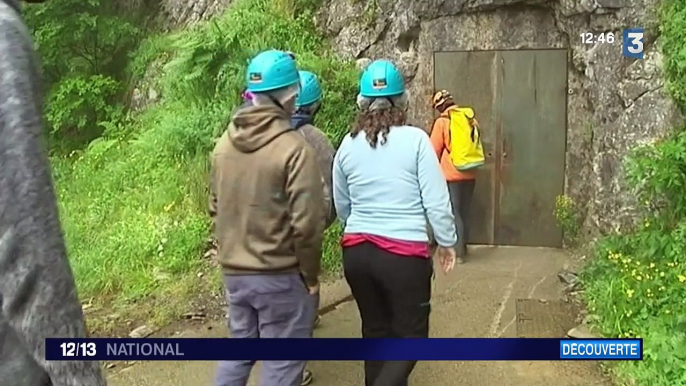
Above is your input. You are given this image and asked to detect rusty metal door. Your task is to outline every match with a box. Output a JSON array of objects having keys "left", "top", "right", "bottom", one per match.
[
  {"left": 434, "top": 51, "right": 498, "bottom": 245},
  {"left": 433, "top": 49, "right": 567, "bottom": 248}
]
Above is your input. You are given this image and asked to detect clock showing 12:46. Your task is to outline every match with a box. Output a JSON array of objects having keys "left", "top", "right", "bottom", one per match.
[{"left": 580, "top": 32, "right": 616, "bottom": 44}]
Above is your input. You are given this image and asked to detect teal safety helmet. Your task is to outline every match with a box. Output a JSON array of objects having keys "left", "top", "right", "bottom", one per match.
[
  {"left": 245, "top": 50, "right": 300, "bottom": 93},
  {"left": 359, "top": 59, "right": 405, "bottom": 98},
  {"left": 296, "top": 70, "right": 323, "bottom": 107}
]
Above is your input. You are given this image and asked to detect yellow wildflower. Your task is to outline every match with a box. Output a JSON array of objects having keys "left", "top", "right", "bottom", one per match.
[
  {"left": 650, "top": 263, "right": 656, "bottom": 269},
  {"left": 660, "top": 272, "right": 665, "bottom": 277},
  {"left": 626, "top": 289, "right": 635, "bottom": 298},
  {"left": 678, "top": 274, "right": 686, "bottom": 283},
  {"left": 635, "top": 275, "right": 642, "bottom": 281},
  {"left": 666, "top": 310, "right": 671, "bottom": 314}
]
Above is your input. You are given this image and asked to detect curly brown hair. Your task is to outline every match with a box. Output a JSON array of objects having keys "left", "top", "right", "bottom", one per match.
[{"left": 350, "top": 107, "right": 407, "bottom": 148}]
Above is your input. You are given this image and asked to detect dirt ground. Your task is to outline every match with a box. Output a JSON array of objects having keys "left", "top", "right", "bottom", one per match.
[{"left": 107, "top": 246, "right": 612, "bottom": 386}]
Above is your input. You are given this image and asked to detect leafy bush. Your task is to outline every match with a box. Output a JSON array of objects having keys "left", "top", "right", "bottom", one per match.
[
  {"left": 554, "top": 195, "right": 581, "bottom": 246},
  {"left": 24, "top": 0, "right": 141, "bottom": 149},
  {"left": 45, "top": 75, "right": 123, "bottom": 147},
  {"left": 51, "top": 0, "right": 357, "bottom": 310},
  {"left": 583, "top": 134, "right": 686, "bottom": 384},
  {"left": 661, "top": 0, "right": 686, "bottom": 111}
]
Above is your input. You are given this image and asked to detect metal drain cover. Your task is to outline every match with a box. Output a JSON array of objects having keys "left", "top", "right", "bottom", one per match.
[{"left": 515, "top": 299, "right": 579, "bottom": 338}]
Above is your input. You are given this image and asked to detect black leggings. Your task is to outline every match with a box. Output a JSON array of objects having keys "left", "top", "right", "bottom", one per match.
[{"left": 343, "top": 242, "right": 433, "bottom": 386}]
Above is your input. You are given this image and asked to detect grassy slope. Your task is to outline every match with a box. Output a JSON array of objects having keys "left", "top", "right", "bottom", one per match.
[
  {"left": 53, "top": 0, "right": 357, "bottom": 329},
  {"left": 581, "top": 1, "right": 686, "bottom": 384}
]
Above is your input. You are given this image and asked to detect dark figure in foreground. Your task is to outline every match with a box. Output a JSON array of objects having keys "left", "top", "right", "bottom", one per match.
[{"left": 0, "top": 0, "right": 106, "bottom": 385}]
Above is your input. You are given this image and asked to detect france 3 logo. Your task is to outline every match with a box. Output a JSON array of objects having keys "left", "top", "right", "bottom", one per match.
[{"left": 622, "top": 28, "right": 644, "bottom": 59}]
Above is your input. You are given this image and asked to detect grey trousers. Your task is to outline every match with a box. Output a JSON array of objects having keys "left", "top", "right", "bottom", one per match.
[{"left": 215, "top": 273, "right": 318, "bottom": 386}]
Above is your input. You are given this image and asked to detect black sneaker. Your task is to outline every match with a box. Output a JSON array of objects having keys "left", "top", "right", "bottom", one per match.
[{"left": 301, "top": 369, "right": 313, "bottom": 386}]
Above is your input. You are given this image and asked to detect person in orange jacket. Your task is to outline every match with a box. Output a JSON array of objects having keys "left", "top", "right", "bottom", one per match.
[{"left": 429, "top": 90, "right": 477, "bottom": 264}]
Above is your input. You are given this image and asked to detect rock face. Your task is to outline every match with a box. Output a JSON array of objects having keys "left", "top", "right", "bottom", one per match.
[
  {"left": 316, "top": 0, "right": 683, "bottom": 237},
  {"left": 159, "top": 0, "right": 234, "bottom": 27}
]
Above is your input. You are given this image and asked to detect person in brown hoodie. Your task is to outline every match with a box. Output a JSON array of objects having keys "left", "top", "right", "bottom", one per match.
[{"left": 210, "top": 50, "right": 326, "bottom": 386}]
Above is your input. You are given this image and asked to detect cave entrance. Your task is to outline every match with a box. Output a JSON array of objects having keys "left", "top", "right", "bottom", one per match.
[{"left": 434, "top": 49, "right": 568, "bottom": 248}]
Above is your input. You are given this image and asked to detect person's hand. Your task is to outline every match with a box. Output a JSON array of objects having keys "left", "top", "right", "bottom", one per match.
[
  {"left": 308, "top": 282, "right": 320, "bottom": 295},
  {"left": 435, "top": 246, "right": 456, "bottom": 273}
]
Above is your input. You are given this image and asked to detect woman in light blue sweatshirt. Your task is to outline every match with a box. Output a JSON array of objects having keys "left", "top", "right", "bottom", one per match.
[{"left": 332, "top": 59, "right": 458, "bottom": 386}]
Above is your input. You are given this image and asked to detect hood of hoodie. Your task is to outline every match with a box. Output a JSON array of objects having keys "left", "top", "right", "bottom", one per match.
[
  {"left": 290, "top": 112, "right": 313, "bottom": 130},
  {"left": 229, "top": 104, "right": 292, "bottom": 153}
]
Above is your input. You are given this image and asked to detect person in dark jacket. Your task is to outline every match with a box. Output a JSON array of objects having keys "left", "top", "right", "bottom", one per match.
[
  {"left": 291, "top": 69, "right": 336, "bottom": 386},
  {"left": 291, "top": 70, "right": 336, "bottom": 229},
  {"left": 0, "top": 0, "right": 106, "bottom": 385}
]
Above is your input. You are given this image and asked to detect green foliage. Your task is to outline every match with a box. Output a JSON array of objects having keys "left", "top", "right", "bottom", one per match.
[
  {"left": 45, "top": 75, "right": 123, "bottom": 147},
  {"left": 661, "top": 0, "right": 686, "bottom": 111},
  {"left": 24, "top": 0, "right": 140, "bottom": 82},
  {"left": 582, "top": 133, "right": 686, "bottom": 385},
  {"left": 553, "top": 195, "right": 581, "bottom": 246},
  {"left": 50, "top": 0, "right": 356, "bottom": 308},
  {"left": 24, "top": 0, "right": 141, "bottom": 149}
]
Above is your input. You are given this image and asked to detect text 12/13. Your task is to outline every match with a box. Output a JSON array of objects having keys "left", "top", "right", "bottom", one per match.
[{"left": 60, "top": 342, "right": 97, "bottom": 357}]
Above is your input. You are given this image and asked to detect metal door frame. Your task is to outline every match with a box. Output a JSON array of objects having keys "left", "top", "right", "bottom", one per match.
[{"left": 432, "top": 48, "right": 569, "bottom": 247}]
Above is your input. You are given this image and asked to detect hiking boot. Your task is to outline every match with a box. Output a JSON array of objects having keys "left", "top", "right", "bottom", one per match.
[
  {"left": 301, "top": 369, "right": 313, "bottom": 386},
  {"left": 457, "top": 257, "right": 465, "bottom": 264}
]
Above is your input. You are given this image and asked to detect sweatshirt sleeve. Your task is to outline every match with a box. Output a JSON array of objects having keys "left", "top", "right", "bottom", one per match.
[
  {"left": 429, "top": 117, "right": 447, "bottom": 158},
  {"left": 284, "top": 144, "right": 326, "bottom": 287},
  {"left": 208, "top": 133, "right": 228, "bottom": 224},
  {"left": 416, "top": 134, "right": 458, "bottom": 247},
  {"left": 308, "top": 127, "right": 337, "bottom": 228},
  {"left": 0, "top": 14, "right": 106, "bottom": 386},
  {"left": 332, "top": 143, "right": 351, "bottom": 226}
]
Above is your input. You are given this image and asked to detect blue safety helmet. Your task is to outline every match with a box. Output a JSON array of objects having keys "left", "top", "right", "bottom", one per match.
[
  {"left": 245, "top": 50, "right": 300, "bottom": 93},
  {"left": 359, "top": 59, "right": 405, "bottom": 98},
  {"left": 296, "top": 71, "right": 323, "bottom": 107}
]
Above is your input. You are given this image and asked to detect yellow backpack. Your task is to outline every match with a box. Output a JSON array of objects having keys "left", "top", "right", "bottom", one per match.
[{"left": 448, "top": 107, "right": 485, "bottom": 171}]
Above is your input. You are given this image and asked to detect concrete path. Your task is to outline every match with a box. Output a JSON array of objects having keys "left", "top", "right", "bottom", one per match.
[{"left": 107, "top": 246, "right": 611, "bottom": 386}]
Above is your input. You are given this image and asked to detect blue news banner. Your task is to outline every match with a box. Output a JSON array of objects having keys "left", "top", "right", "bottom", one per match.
[{"left": 45, "top": 338, "right": 642, "bottom": 361}]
